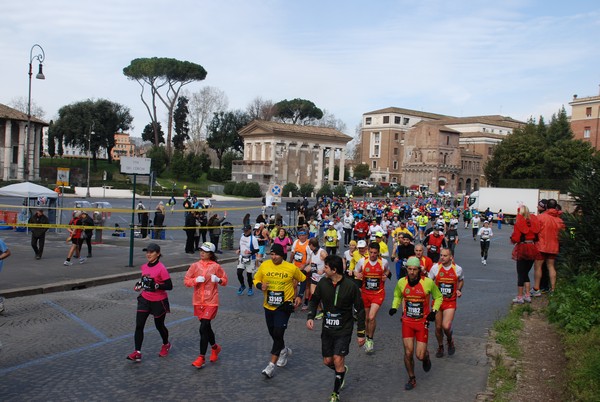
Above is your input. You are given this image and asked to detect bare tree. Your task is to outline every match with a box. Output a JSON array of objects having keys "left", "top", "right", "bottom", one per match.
[
  {"left": 9, "top": 96, "right": 45, "bottom": 119},
  {"left": 347, "top": 122, "right": 363, "bottom": 163},
  {"left": 310, "top": 109, "right": 347, "bottom": 133},
  {"left": 186, "top": 87, "right": 228, "bottom": 154},
  {"left": 246, "top": 96, "right": 276, "bottom": 121}
]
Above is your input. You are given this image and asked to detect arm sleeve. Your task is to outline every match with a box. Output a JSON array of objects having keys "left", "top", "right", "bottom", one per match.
[
  {"left": 429, "top": 280, "right": 443, "bottom": 311},
  {"left": 392, "top": 280, "right": 404, "bottom": 309},
  {"left": 157, "top": 278, "right": 173, "bottom": 291},
  {"left": 354, "top": 286, "right": 366, "bottom": 337}
]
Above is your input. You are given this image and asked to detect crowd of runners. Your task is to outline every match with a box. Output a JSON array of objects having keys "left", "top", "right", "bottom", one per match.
[{"left": 126, "top": 193, "right": 563, "bottom": 402}]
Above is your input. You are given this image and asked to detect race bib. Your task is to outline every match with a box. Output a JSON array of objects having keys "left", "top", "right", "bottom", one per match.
[
  {"left": 241, "top": 256, "right": 251, "bottom": 263},
  {"left": 365, "top": 277, "right": 381, "bottom": 291},
  {"left": 430, "top": 245, "right": 437, "bottom": 253},
  {"left": 294, "top": 252, "right": 304, "bottom": 262},
  {"left": 324, "top": 312, "right": 342, "bottom": 330},
  {"left": 440, "top": 283, "right": 454, "bottom": 297},
  {"left": 311, "top": 263, "right": 318, "bottom": 273},
  {"left": 267, "top": 290, "right": 284, "bottom": 307},
  {"left": 406, "top": 301, "right": 424, "bottom": 319},
  {"left": 327, "top": 236, "right": 334, "bottom": 242}
]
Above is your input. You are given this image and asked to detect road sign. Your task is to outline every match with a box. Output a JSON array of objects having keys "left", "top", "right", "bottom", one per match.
[
  {"left": 120, "top": 157, "right": 151, "bottom": 175},
  {"left": 269, "top": 184, "right": 282, "bottom": 196}
]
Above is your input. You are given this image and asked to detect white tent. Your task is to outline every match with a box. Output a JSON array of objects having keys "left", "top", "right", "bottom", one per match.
[{"left": 0, "top": 182, "right": 58, "bottom": 198}]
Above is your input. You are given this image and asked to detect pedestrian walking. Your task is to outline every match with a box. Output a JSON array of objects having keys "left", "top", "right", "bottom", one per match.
[
  {"left": 28, "top": 209, "right": 49, "bottom": 259},
  {"left": 79, "top": 211, "right": 94, "bottom": 258},
  {"left": 307, "top": 254, "right": 366, "bottom": 402},
  {"left": 126, "top": 243, "right": 173, "bottom": 362},
  {"left": 184, "top": 242, "right": 228, "bottom": 369}
]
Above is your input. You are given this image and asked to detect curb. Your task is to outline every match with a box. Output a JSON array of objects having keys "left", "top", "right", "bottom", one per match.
[{"left": 2, "top": 257, "right": 238, "bottom": 299}]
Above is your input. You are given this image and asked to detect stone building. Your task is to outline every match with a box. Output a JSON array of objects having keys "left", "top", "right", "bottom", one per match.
[
  {"left": 0, "top": 103, "right": 48, "bottom": 181},
  {"left": 569, "top": 91, "right": 600, "bottom": 150},
  {"left": 232, "top": 120, "right": 352, "bottom": 189},
  {"left": 360, "top": 106, "right": 523, "bottom": 194}
]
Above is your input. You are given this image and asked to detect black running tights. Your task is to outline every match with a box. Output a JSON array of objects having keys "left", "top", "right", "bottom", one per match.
[
  {"left": 199, "top": 319, "right": 215, "bottom": 355},
  {"left": 134, "top": 311, "right": 168, "bottom": 351}
]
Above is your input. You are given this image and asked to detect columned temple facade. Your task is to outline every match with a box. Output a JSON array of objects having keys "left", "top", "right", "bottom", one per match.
[
  {"left": 232, "top": 120, "right": 352, "bottom": 189},
  {"left": 0, "top": 103, "right": 47, "bottom": 181}
]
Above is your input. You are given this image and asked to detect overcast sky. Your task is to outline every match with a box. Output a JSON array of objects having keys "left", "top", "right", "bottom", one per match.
[{"left": 2, "top": 0, "right": 599, "bottom": 138}]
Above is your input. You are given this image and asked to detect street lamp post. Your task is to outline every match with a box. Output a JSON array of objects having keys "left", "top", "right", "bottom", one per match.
[
  {"left": 26, "top": 44, "right": 46, "bottom": 181},
  {"left": 86, "top": 122, "right": 95, "bottom": 198}
]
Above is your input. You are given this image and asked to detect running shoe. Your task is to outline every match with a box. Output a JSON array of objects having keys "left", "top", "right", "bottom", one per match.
[
  {"left": 530, "top": 289, "right": 542, "bottom": 297},
  {"left": 247, "top": 289, "right": 254, "bottom": 296},
  {"left": 512, "top": 296, "right": 524, "bottom": 304},
  {"left": 422, "top": 354, "right": 432, "bottom": 372},
  {"left": 329, "top": 392, "right": 340, "bottom": 402},
  {"left": 435, "top": 345, "right": 444, "bottom": 358},
  {"left": 301, "top": 304, "right": 308, "bottom": 311},
  {"left": 448, "top": 339, "right": 456, "bottom": 356},
  {"left": 192, "top": 355, "right": 205, "bottom": 369},
  {"left": 364, "top": 338, "right": 374, "bottom": 353},
  {"left": 262, "top": 362, "right": 275, "bottom": 378},
  {"left": 315, "top": 311, "right": 324, "bottom": 320},
  {"left": 405, "top": 376, "right": 416, "bottom": 390},
  {"left": 126, "top": 351, "right": 142, "bottom": 362},
  {"left": 276, "top": 347, "right": 292, "bottom": 367},
  {"left": 481, "top": 257, "right": 485, "bottom": 264},
  {"left": 79, "top": 257, "right": 87, "bottom": 264},
  {"left": 209, "top": 344, "right": 221, "bottom": 362},
  {"left": 63, "top": 260, "right": 73, "bottom": 266},
  {"left": 159, "top": 342, "right": 171, "bottom": 357},
  {"left": 340, "top": 365, "right": 348, "bottom": 390},
  {"left": 523, "top": 295, "right": 532, "bottom": 303},
  {"left": 237, "top": 286, "right": 246, "bottom": 295}
]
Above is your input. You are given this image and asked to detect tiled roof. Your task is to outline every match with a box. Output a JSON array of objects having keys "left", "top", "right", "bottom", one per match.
[
  {"left": 0, "top": 103, "right": 48, "bottom": 125},
  {"left": 363, "top": 106, "right": 451, "bottom": 120},
  {"left": 239, "top": 120, "right": 353, "bottom": 142},
  {"left": 436, "top": 115, "right": 524, "bottom": 129}
]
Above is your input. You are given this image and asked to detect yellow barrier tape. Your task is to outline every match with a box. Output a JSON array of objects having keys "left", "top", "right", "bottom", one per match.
[{"left": 0, "top": 204, "right": 265, "bottom": 214}]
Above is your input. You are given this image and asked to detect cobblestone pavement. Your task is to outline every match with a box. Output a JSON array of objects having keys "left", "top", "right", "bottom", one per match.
[{"left": 0, "top": 224, "right": 516, "bottom": 401}]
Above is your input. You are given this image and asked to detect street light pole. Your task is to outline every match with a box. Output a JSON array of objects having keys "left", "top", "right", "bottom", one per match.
[
  {"left": 86, "top": 122, "right": 95, "bottom": 198},
  {"left": 26, "top": 44, "right": 45, "bottom": 181}
]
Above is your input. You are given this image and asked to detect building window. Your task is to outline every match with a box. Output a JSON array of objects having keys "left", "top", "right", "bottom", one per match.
[
  {"left": 584, "top": 127, "right": 591, "bottom": 138},
  {"left": 446, "top": 136, "right": 449, "bottom": 145},
  {"left": 394, "top": 132, "right": 399, "bottom": 140},
  {"left": 383, "top": 116, "right": 390, "bottom": 124},
  {"left": 403, "top": 117, "right": 410, "bottom": 125},
  {"left": 586, "top": 107, "right": 592, "bottom": 117},
  {"left": 372, "top": 160, "right": 377, "bottom": 169},
  {"left": 482, "top": 127, "right": 486, "bottom": 132},
  {"left": 372, "top": 132, "right": 380, "bottom": 143},
  {"left": 488, "top": 147, "right": 493, "bottom": 155},
  {"left": 393, "top": 160, "right": 398, "bottom": 169},
  {"left": 372, "top": 145, "right": 380, "bottom": 158},
  {"left": 394, "top": 116, "right": 401, "bottom": 124},
  {"left": 365, "top": 117, "right": 372, "bottom": 125}
]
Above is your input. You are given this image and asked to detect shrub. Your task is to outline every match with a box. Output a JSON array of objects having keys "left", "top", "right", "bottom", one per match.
[
  {"left": 299, "top": 183, "right": 315, "bottom": 197},
  {"left": 245, "top": 182, "right": 262, "bottom": 197},
  {"left": 333, "top": 184, "right": 346, "bottom": 197},
  {"left": 547, "top": 273, "right": 600, "bottom": 333},
  {"left": 223, "top": 182, "right": 236, "bottom": 195},
  {"left": 317, "top": 183, "right": 333, "bottom": 197},
  {"left": 207, "top": 168, "right": 231, "bottom": 183},
  {"left": 282, "top": 182, "right": 299, "bottom": 197},
  {"left": 233, "top": 181, "right": 247, "bottom": 196}
]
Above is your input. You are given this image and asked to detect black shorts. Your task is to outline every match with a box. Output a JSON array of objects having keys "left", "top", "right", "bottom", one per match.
[
  {"left": 137, "top": 295, "right": 170, "bottom": 318},
  {"left": 321, "top": 332, "right": 352, "bottom": 357}
]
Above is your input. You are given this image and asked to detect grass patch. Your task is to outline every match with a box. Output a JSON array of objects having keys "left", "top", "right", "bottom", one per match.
[
  {"left": 493, "top": 303, "right": 533, "bottom": 359},
  {"left": 488, "top": 304, "right": 533, "bottom": 401},
  {"left": 562, "top": 325, "right": 600, "bottom": 401}
]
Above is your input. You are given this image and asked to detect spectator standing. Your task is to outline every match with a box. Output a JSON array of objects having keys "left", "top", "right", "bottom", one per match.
[
  {"left": 532, "top": 199, "right": 565, "bottom": 295},
  {"left": 509, "top": 206, "right": 540, "bottom": 303},
  {"left": 80, "top": 211, "right": 95, "bottom": 258},
  {"left": 184, "top": 212, "right": 197, "bottom": 254},
  {"left": 207, "top": 212, "right": 226, "bottom": 254}
]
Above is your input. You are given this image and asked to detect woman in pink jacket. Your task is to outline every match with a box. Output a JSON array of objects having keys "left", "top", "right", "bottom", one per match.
[{"left": 184, "top": 241, "right": 229, "bottom": 369}]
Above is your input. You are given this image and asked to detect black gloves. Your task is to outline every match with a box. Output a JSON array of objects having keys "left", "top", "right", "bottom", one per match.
[
  {"left": 426, "top": 310, "right": 437, "bottom": 321},
  {"left": 141, "top": 276, "right": 156, "bottom": 291},
  {"left": 389, "top": 308, "right": 397, "bottom": 316}
]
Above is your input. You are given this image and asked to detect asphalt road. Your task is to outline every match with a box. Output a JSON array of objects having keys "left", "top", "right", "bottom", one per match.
[{"left": 0, "top": 199, "right": 516, "bottom": 401}]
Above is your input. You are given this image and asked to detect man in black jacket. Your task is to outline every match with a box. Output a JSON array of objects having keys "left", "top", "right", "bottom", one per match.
[
  {"left": 29, "top": 209, "right": 49, "bottom": 260},
  {"left": 307, "top": 255, "right": 366, "bottom": 402},
  {"left": 184, "top": 212, "right": 197, "bottom": 254}
]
